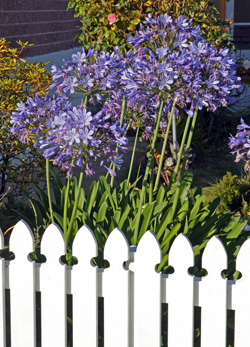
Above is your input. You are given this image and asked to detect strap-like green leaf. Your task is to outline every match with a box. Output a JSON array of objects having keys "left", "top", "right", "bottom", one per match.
[
  {"left": 96, "top": 201, "right": 108, "bottom": 223},
  {"left": 86, "top": 180, "right": 98, "bottom": 215},
  {"left": 138, "top": 202, "right": 155, "bottom": 240}
]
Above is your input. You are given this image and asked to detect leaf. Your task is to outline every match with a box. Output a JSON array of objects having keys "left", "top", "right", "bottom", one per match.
[
  {"left": 53, "top": 211, "right": 64, "bottom": 229},
  {"left": 153, "top": 201, "right": 168, "bottom": 217},
  {"left": 96, "top": 201, "right": 108, "bottom": 223},
  {"left": 179, "top": 171, "right": 193, "bottom": 203},
  {"left": 189, "top": 195, "right": 206, "bottom": 221},
  {"left": 138, "top": 202, "right": 155, "bottom": 240},
  {"left": 86, "top": 180, "right": 98, "bottom": 215},
  {"left": 155, "top": 207, "right": 173, "bottom": 240},
  {"left": 226, "top": 219, "right": 247, "bottom": 239},
  {"left": 155, "top": 184, "right": 166, "bottom": 205},
  {"left": 118, "top": 204, "right": 131, "bottom": 230},
  {"left": 160, "top": 223, "right": 181, "bottom": 248},
  {"left": 176, "top": 199, "right": 189, "bottom": 221}
]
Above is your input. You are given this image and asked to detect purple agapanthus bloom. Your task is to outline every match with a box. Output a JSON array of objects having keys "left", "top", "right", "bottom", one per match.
[
  {"left": 125, "top": 13, "right": 241, "bottom": 116},
  {"left": 10, "top": 93, "right": 127, "bottom": 177},
  {"left": 229, "top": 118, "right": 250, "bottom": 171}
]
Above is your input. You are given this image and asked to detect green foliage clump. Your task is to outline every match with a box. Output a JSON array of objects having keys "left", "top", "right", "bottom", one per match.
[
  {"left": 4, "top": 169, "right": 246, "bottom": 280},
  {"left": 212, "top": 172, "right": 250, "bottom": 219},
  {"left": 0, "top": 38, "right": 52, "bottom": 196},
  {"left": 67, "top": 0, "right": 231, "bottom": 52}
]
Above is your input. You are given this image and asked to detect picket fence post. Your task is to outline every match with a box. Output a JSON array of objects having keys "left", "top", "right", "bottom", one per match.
[
  {"left": 9, "top": 220, "right": 36, "bottom": 347},
  {"left": 40, "top": 223, "right": 67, "bottom": 347},
  {"left": 199, "top": 236, "right": 228, "bottom": 347},
  {"left": 232, "top": 238, "right": 250, "bottom": 347},
  {"left": 103, "top": 228, "right": 130, "bottom": 347},
  {"left": 0, "top": 228, "right": 5, "bottom": 347},
  {"left": 130, "top": 231, "right": 162, "bottom": 347},
  {"left": 167, "top": 233, "right": 194, "bottom": 347},
  {"left": 3, "top": 221, "right": 250, "bottom": 346},
  {"left": 72, "top": 225, "right": 98, "bottom": 347}
]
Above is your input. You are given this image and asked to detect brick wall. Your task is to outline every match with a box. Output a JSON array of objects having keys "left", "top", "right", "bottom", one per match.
[{"left": 0, "top": 0, "right": 81, "bottom": 57}]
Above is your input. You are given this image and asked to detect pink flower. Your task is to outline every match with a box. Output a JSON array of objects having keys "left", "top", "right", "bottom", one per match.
[{"left": 107, "top": 14, "right": 117, "bottom": 25}]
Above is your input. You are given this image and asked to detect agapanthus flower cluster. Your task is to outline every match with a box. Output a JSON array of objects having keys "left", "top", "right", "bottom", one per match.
[
  {"left": 125, "top": 14, "right": 241, "bottom": 116},
  {"left": 229, "top": 118, "right": 250, "bottom": 171},
  {"left": 10, "top": 93, "right": 127, "bottom": 177},
  {"left": 51, "top": 46, "right": 127, "bottom": 105}
]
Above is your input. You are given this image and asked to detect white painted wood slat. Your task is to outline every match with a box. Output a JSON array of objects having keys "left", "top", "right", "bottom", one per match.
[
  {"left": 9, "top": 221, "right": 35, "bottom": 347},
  {"left": 130, "top": 231, "right": 161, "bottom": 347},
  {"left": 72, "top": 225, "right": 98, "bottom": 347},
  {"left": 103, "top": 228, "right": 130, "bottom": 347},
  {"left": 167, "top": 234, "right": 194, "bottom": 347},
  {"left": 232, "top": 238, "right": 250, "bottom": 347},
  {"left": 40, "top": 224, "right": 66, "bottom": 347},
  {"left": 0, "top": 228, "right": 5, "bottom": 347},
  {"left": 200, "top": 237, "right": 227, "bottom": 347}
]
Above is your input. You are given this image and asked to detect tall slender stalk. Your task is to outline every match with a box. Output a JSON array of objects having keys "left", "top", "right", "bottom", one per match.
[
  {"left": 46, "top": 158, "right": 54, "bottom": 223},
  {"left": 170, "top": 106, "right": 199, "bottom": 222},
  {"left": 63, "top": 177, "right": 71, "bottom": 234},
  {"left": 154, "top": 100, "right": 176, "bottom": 192},
  {"left": 172, "top": 110, "right": 191, "bottom": 181},
  {"left": 148, "top": 100, "right": 165, "bottom": 203},
  {"left": 133, "top": 100, "right": 164, "bottom": 244},
  {"left": 63, "top": 94, "right": 89, "bottom": 234},
  {"left": 179, "top": 105, "right": 199, "bottom": 179},
  {"left": 110, "top": 95, "right": 126, "bottom": 187},
  {"left": 84, "top": 95, "right": 88, "bottom": 106},
  {"left": 127, "top": 126, "right": 139, "bottom": 185},
  {"left": 65, "top": 162, "right": 85, "bottom": 244}
]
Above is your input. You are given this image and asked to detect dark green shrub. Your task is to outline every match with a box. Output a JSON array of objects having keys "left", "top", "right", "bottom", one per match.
[
  {"left": 212, "top": 172, "right": 250, "bottom": 219},
  {"left": 0, "top": 38, "right": 52, "bottom": 196},
  {"left": 67, "top": 0, "right": 231, "bottom": 52}
]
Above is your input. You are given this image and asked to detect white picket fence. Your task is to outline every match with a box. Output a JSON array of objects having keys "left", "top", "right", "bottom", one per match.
[{"left": 0, "top": 220, "right": 250, "bottom": 347}]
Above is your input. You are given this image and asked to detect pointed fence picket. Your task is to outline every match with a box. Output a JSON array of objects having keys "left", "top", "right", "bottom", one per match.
[
  {"left": 199, "top": 237, "right": 228, "bottom": 347},
  {"left": 0, "top": 229, "right": 5, "bottom": 347},
  {"left": 72, "top": 225, "right": 98, "bottom": 347},
  {"left": 9, "top": 221, "right": 36, "bottom": 347},
  {"left": 167, "top": 234, "right": 194, "bottom": 347},
  {"left": 40, "top": 224, "right": 67, "bottom": 347},
  {"left": 232, "top": 238, "right": 250, "bottom": 347},
  {"left": 1, "top": 220, "right": 250, "bottom": 346},
  {"left": 103, "top": 228, "right": 130, "bottom": 347},
  {"left": 130, "top": 231, "right": 161, "bottom": 347}
]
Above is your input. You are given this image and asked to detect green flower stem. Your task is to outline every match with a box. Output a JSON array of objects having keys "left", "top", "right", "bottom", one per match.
[
  {"left": 179, "top": 106, "right": 199, "bottom": 180},
  {"left": 127, "top": 126, "right": 139, "bottom": 186},
  {"left": 173, "top": 110, "right": 191, "bottom": 180},
  {"left": 63, "top": 176, "right": 71, "bottom": 234},
  {"left": 148, "top": 100, "right": 165, "bottom": 204},
  {"left": 154, "top": 99, "right": 176, "bottom": 192},
  {"left": 84, "top": 95, "right": 88, "bottom": 106},
  {"left": 110, "top": 96, "right": 126, "bottom": 187},
  {"left": 133, "top": 100, "right": 164, "bottom": 244},
  {"left": 170, "top": 106, "right": 199, "bottom": 222},
  {"left": 65, "top": 162, "right": 85, "bottom": 244},
  {"left": 148, "top": 154, "right": 154, "bottom": 204},
  {"left": 46, "top": 159, "right": 54, "bottom": 224}
]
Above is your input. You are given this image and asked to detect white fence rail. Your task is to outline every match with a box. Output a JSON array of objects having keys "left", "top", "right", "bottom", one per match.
[{"left": 0, "top": 220, "right": 250, "bottom": 346}]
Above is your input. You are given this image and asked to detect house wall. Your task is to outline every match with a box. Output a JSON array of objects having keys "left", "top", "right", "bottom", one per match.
[{"left": 0, "top": 0, "right": 81, "bottom": 57}]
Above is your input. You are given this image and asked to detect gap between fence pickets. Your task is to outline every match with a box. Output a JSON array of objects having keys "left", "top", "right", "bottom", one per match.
[{"left": 4, "top": 256, "right": 235, "bottom": 310}]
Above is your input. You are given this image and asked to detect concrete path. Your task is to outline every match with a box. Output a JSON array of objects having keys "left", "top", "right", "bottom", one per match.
[{"left": 25, "top": 46, "right": 82, "bottom": 72}]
